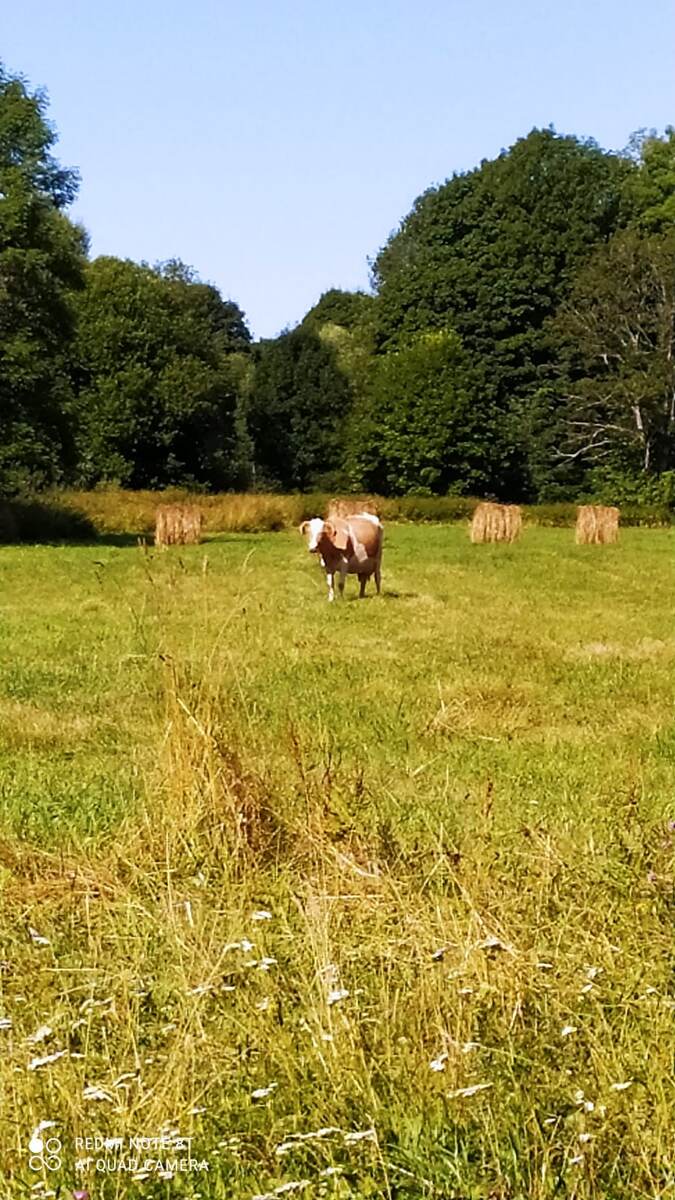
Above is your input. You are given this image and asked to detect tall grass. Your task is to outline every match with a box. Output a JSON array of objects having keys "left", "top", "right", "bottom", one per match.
[
  {"left": 0, "top": 528, "right": 672, "bottom": 1196},
  {"left": 50, "top": 488, "right": 675, "bottom": 537}
]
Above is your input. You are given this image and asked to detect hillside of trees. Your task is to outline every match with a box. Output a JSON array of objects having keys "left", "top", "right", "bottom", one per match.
[{"left": 1, "top": 60, "right": 674, "bottom": 503}]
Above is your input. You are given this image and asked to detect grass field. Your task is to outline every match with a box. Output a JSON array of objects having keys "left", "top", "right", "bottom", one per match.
[{"left": 0, "top": 525, "right": 673, "bottom": 1199}]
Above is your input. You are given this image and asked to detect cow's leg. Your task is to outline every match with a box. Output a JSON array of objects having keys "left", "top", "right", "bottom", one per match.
[
  {"left": 326, "top": 572, "right": 335, "bottom": 602},
  {"left": 358, "top": 572, "right": 368, "bottom": 598},
  {"left": 374, "top": 561, "right": 381, "bottom": 594},
  {"left": 338, "top": 566, "right": 347, "bottom": 598}
]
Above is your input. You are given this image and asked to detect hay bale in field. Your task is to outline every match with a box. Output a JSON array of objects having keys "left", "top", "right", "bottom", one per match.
[
  {"left": 575, "top": 504, "right": 620, "bottom": 545},
  {"left": 470, "top": 501, "right": 522, "bottom": 543},
  {"left": 326, "top": 497, "right": 380, "bottom": 519},
  {"left": 154, "top": 503, "right": 202, "bottom": 547}
]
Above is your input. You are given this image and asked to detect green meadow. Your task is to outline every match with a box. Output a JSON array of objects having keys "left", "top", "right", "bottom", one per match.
[{"left": 0, "top": 525, "right": 673, "bottom": 1198}]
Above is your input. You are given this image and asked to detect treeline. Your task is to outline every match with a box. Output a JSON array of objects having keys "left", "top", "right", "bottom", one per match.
[{"left": 1, "top": 61, "right": 674, "bottom": 503}]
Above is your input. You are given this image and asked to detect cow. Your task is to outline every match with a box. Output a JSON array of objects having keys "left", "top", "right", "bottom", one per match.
[{"left": 299, "top": 512, "right": 383, "bottom": 602}]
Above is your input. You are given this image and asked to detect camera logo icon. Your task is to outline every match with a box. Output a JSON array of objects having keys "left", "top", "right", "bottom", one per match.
[{"left": 29, "top": 1123, "right": 62, "bottom": 1172}]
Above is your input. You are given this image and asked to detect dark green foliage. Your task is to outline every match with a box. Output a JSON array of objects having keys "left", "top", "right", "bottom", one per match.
[
  {"left": 247, "top": 327, "right": 353, "bottom": 490},
  {"left": 347, "top": 329, "right": 498, "bottom": 495},
  {"left": 374, "top": 129, "right": 631, "bottom": 369},
  {"left": 0, "top": 62, "right": 87, "bottom": 496},
  {"left": 371, "top": 129, "right": 634, "bottom": 496},
  {"left": 301, "top": 288, "right": 375, "bottom": 333},
  {"left": 69, "top": 257, "right": 252, "bottom": 489},
  {"left": 625, "top": 127, "right": 675, "bottom": 233}
]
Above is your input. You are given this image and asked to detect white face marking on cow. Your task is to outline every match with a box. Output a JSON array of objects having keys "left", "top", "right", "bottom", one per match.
[{"left": 306, "top": 517, "right": 325, "bottom": 552}]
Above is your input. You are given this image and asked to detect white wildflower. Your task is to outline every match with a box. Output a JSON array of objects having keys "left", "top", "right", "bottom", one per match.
[
  {"left": 0, "top": 1017, "right": 12, "bottom": 1030},
  {"left": 28, "top": 1050, "right": 66, "bottom": 1071},
  {"left": 458, "top": 987, "right": 474, "bottom": 995},
  {"left": 536, "top": 961, "right": 554, "bottom": 970},
  {"left": 251, "top": 910, "right": 273, "bottom": 922},
  {"left": 578, "top": 1132, "right": 592, "bottom": 1143},
  {"left": 585, "top": 966, "right": 602, "bottom": 980},
  {"left": 275, "top": 1127, "right": 341, "bottom": 1154},
  {"left": 327, "top": 988, "right": 350, "bottom": 1006},
  {"left": 343, "top": 1128, "right": 377, "bottom": 1144},
  {"left": 431, "top": 947, "right": 447, "bottom": 961},
  {"left": 476, "top": 934, "right": 513, "bottom": 953},
  {"left": 256, "top": 997, "right": 270, "bottom": 1011},
  {"left": 113, "top": 1072, "right": 138, "bottom": 1088},
  {"left": 583, "top": 1100, "right": 595, "bottom": 1113},
  {"left": 80, "top": 996, "right": 114, "bottom": 1013},
  {"left": 188, "top": 983, "right": 213, "bottom": 996},
  {"left": 429, "top": 1053, "right": 448, "bottom": 1072},
  {"left": 83, "top": 1084, "right": 114, "bottom": 1102},
  {"left": 561, "top": 1025, "right": 577, "bottom": 1037},
  {"left": 251, "top": 1083, "right": 278, "bottom": 1100},
  {"left": 28, "top": 1025, "right": 53, "bottom": 1044},
  {"left": 573, "top": 1090, "right": 585, "bottom": 1104},
  {"left": 569, "top": 1154, "right": 584, "bottom": 1165},
  {"left": 580, "top": 982, "right": 594, "bottom": 994},
  {"left": 610, "top": 1080, "right": 634, "bottom": 1091},
  {"left": 447, "top": 1082, "right": 493, "bottom": 1099},
  {"left": 190, "top": 1105, "right": 207, "bottom": 1115},
  {"left": 28, "top": 927, "right": 50, "bottom": 947}
]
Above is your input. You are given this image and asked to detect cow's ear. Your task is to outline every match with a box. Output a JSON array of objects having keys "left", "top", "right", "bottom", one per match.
[{"left": 299, "top": 521, "right": 310, "bottom": 536}]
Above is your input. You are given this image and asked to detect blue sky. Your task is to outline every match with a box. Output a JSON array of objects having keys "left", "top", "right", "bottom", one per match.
[{"left": 3, "top": 0, "right": 674, "bottom": 338}]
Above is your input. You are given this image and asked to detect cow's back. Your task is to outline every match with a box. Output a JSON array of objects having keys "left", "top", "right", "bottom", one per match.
[{"left": 347, "top": 514, "right": 382, "bottom": 559}]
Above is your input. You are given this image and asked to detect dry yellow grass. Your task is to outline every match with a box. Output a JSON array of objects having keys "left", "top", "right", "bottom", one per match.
[
  {"left": 575, "top": 504, "right": 620, "bottom": 545},
  {"left": 155, "top": 503, "right": 203, "bottom": 546},
  {"left": 325, "top": 496, "right": 381, "bottom": 519},
  {"left": 470, "top": 501, "right": 522, "bottom": 543}
]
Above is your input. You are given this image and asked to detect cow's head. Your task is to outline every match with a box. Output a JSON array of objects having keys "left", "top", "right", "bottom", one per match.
[{"left": 299, "top": 518, "right": 349, "bottom": 553}]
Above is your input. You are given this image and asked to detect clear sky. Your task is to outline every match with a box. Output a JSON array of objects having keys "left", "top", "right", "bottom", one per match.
[{"left": 3, "top": 0, "right": 673, "bottom": 338}]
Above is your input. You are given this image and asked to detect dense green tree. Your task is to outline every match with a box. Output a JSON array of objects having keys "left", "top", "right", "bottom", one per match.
[
  {"left": 301, "top": 288, "right": 375, "bottom": 334},
  {"left": 247, "top": 328, "right": 352, "bottom": 490},
  {"left": 625, "top": 128, "right": 675, "bottom": 232},
  {"left": 347, "top": 330, "right": 498, "bottom": 495},
  {"left": 70, "top": 257, "right": 251, "bottom": 489},
  {"left": 0, "top": 63, "right": 87, "bottom": 494},
  {"left": 372, "top": 129, "right": 633, "bottom": 495}
]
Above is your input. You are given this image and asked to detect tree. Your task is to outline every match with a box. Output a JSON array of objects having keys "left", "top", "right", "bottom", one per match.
[
  {"left": 0, "top": 62, "right": 87, "bottom": 494},
  {"left": 69, "top": 257, "right": 252, "bottom": 489},
  {"left": 301, "top": 288, "right": 375, "bottom": 334},
  {"left": 247, "top": 328, "right": 353, "bottom": 490},
  {"left": 371, "top": 129, "right": 633, "bottom": 495},
  {"left": 624, "top": 128, "right": 675, "bottom": 233},
  {"left": 553, "top": 229, "right": 675, "bottom": 475},
  {"left": 347, "top": 330, "right": 496, "bottom": 496}
]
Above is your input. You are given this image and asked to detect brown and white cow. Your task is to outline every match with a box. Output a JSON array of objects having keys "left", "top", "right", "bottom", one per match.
[{"left": 299, "top": 512, "right": 383, "bottom": 601}]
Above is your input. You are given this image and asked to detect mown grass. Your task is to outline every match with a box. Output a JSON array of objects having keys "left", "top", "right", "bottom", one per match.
[{"left": 0, "top": 526, "right": 673, "bottom": 1199}]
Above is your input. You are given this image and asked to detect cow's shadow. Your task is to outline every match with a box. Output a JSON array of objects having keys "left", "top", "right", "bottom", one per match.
[{"left": 346, "top": 589, "right": 417, "bottom": 601}]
